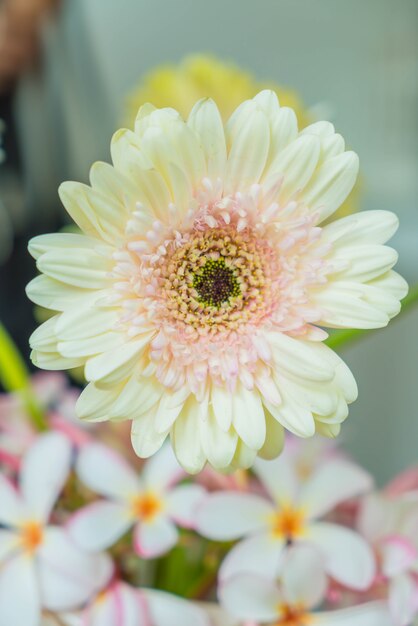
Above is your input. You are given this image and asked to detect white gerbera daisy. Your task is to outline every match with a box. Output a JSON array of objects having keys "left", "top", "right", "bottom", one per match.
[{"left": 27, "top": 91, "right": 407, "bottom": 473}]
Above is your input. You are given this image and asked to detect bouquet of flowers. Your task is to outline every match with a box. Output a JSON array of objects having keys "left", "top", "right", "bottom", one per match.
[{"left": 0, "top": 57, "right": 417, "bottom": 626}]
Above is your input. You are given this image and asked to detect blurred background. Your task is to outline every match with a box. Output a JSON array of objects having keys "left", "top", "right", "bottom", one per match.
[{"left": 0, "top": 0, "right": 417, "bottom": 483}]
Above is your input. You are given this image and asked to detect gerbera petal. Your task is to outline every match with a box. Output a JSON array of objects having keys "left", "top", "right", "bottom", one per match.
[
  {"left": 0, "top": 554, "right": 40, "bottom": 626},
  {"left": 257, "top": 410, "right": 285, "bottom": 460},
  {"left": 133, "top": 516, "right": 178, "bottom": 558},
  {"left": 232, "top": 385, "right": 266, "bottom": 451},
  {"left": 166, "top": 485, "right": 206, "bottom": 528},
  {"left": 301, "top": 151, "right": 359, "bottom": 223},
  {"left": 20, "top": 432, "right": 72, "bottom": 522},
  {"left": 219, "top": 573, "right": 281, "bottom": 623},
  {"left": 263, "top": 134, "right": 320, "bottom": 202},
  {"left": 26, "top": 275, "right": 96, "bottom": 312},
  {"left": 68, "top": 501, "right": 133, "bottom": 551},
  {"left": 39, "top": 527, "right": 113, "bottom": 610},
  {"left": 219, "top": 533, "right": 285, "bottom": 582},
  {"left": 308, "top": 522, "right": 376, "bottom": 590},
  {"left": 225, "top": 105, "right": 270, "bottom": 192},
  {"left": 58, "top": 182, "right": 127, "bottom": 244},
  {"left": 188, "top": 98, "right": 227, "bottom": 180},
  {"left": 84, "top": 335, "right": 154, "bottom": 385},
  {"left": 323, "top": 210, "right": 399, "bottom": 246},
  {"left": 196, "top": 492, "right": 273, "bottom": 540},
  {"left": 131, "top": 407, "right": 170, "bottom": 459},
  {"left": 171, "top": 399, "right": 206, "bottom": 474},
  {"left": 211, "top": 385, "right": 233, "bottom": 432},
  {"left": 299, "top": 459, "right": 373, "bottom": 519},
  {"left": 76, "top": 442, "right": 140, "bottom": 500}
]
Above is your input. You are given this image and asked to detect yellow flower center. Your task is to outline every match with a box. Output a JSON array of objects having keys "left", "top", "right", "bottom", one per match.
[
  {"left": 275, "top": 604, "right": 313, "bottom": 625},
  {"left": 271, "top": 506, "right": 306, "bottom": 540},
  {"left": 131, "top": 492, "right": 162, "bottom": 521},
  {"left": 20, "top": 521, "right": 44, "bottom": 553}
]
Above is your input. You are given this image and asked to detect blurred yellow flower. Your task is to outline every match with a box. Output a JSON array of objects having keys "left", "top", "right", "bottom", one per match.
[
  {"left": 126, "top": 54, "right": 310, "bottom": 128},
  {"left": 126, "top": 54, "right": 359, "bottom": 218}
]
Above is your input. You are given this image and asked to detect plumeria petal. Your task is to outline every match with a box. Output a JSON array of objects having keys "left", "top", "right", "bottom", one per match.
[
  {"left": 38, "top": 527, "right": 113, "bottom": 611},
  {"left": 68, "top": 501, "right": 133, "bottom": 551},
  {"left": 0, "top": 474, "right": 25, "bottom": 526},
  {"left": 144, "top": 588, "right": 210, "bottom": 626},
  {"left": 219, "top": 573, "right": 281, "bottom": 622},
  {"left": 316, "top": 602, "right": 393, "bottom": 626},
  {"left": 308, "top": 522, "right": 376, "bottom": 590},
  {"left": 20, "top": 432, "right": 72, "bottom": 522},
  {"left": 76, "top": 443, "right": 141, "bottom": 501},
  {"left": 299, "top": 458, "right": 373, "bottom": 519},
  {"left": 389, "top": 573, "right": 418, "bottom": 626},
  {"left": 133, "top": 516, "right": 178, "bottom": 558},
  {"left": 281, "top": 545, "right": 327, "bottom": 609},
  {"left": 0, "top": 554, "right": 40, "bottom": 626},
  {"left": 166, "top": 485, "right": 206, "bottom": 528},
  {"left": 219, "top": 533, "right": 285, "bottom": 583},
  {"left": 141, "top": 442, "right": 184, "bottom": 491},
  {"left": 196, "top": 492, "right": 273, "bottom": 540}
]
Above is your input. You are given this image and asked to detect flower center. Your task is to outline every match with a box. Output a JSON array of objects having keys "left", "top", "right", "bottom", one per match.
[
  {"left": 276, "top": 604, "right": 312, "bottom": 625},
  {"left": 192, "top": 258, "right": 241, "bottom": 308},
  {"left": 20, "top": 521, "right": 44, "bottom": 553},
  {"left": 271, "top": 506, "right": 306, "bottom": 540},
  {"left": 131, "top": 492, "right": 162, "bottom": 521}
]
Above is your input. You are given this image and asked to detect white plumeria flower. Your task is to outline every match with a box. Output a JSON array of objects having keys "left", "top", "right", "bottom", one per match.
[
  {"left": 359, "top": 492, "right": 418, "bottom": 626},
  {"left": 220, "top": 544, "right": 392, "bottom": 626},
  {"left": 197, "top": 453, "right": 375, "bottom": 590},
  {"left": 27, "top": 90, "right": 407, "bottom": 473},
  {"left": 0, "top": 433, "right": 112, "bottom": 626},
  {"left": 68, "top": 442, "right": 206, "bottom": 558}
]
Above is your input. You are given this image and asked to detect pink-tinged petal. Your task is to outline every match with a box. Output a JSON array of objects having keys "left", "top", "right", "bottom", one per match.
[
  {"left": 142, "top": 443, "right": 184, "bottom": 491},
  {"left": 381, "top": 536, "right": 418, "bottom": 577},
  {"left": 316, "top": 601, "right": 393, "bottom": 626},
  {"left": 281, "top": 545, "right": 327, "bottom": 610},
  {"left": 39, "top": 527, "right": 113, "bottom": 610},
  {"left": 389, "top": 574, "right": 418, "bottom": 626},
  {"left": 253, "top": 452, "right": 299, "bottom": 506},
  {"left": 219, "top": 573, "right": 281, "bottom": 622},
  {"left": 0, "top": 474, "right": 25, "bottom": 526},
  {"left": 308, "top": 522, "right": 376, "bottom": 590},
  {"left": 299, "top": 459, "right": 373, "bottom": 519},
  {"left": 67, "top": 501, "right": 133, "bottom": 551},
  {"left": 196, "top": 492, "right": 273, "bottom": 541},
  {"left": 133, "top": 517, "right": 178, "bottom": 559},
  {"left": 0, "top": 553, "right": 40, "bottom": 626},
  {"left": 358, "top": 493, "right": 400, "bottom": 542},
  {"left": 20, "top": 432, "right": 72, "bottom": 522},
  {"left": 87, "top": 582, "right": 149, "bottom": 626},
  {"left": 76, "top": 442, "right": 141, "bottom": 501},
  {"left": 144, "top": 588, "right": 210, "bottom": 626},
  {"left": 219, "top": 533, "right": 285, "bottom": 583},
  {"left": 166, "top": 485, "right": 206, "bottom": 529}
]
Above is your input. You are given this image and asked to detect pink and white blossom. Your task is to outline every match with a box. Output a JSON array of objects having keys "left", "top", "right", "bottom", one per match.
[
  {"left": 68, "top": 442, "right": 206, "bottom": 558},
  {"left": 196, "top": 452, "right": 375, "bottom": 589},
  {"left": 0, "top": 433, "right": 112, "bottom": 626},
  {"left": 220, "top": 545, "right": 392, "bottom": 626}
]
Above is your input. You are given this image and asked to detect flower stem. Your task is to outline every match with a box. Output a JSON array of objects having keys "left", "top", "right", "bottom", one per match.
[
  {"left": 0, "top": 323, "right": 48, "bottom": 431},
  {"left": 325, "top": 282, "right": 418, "bottom": 351}
]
